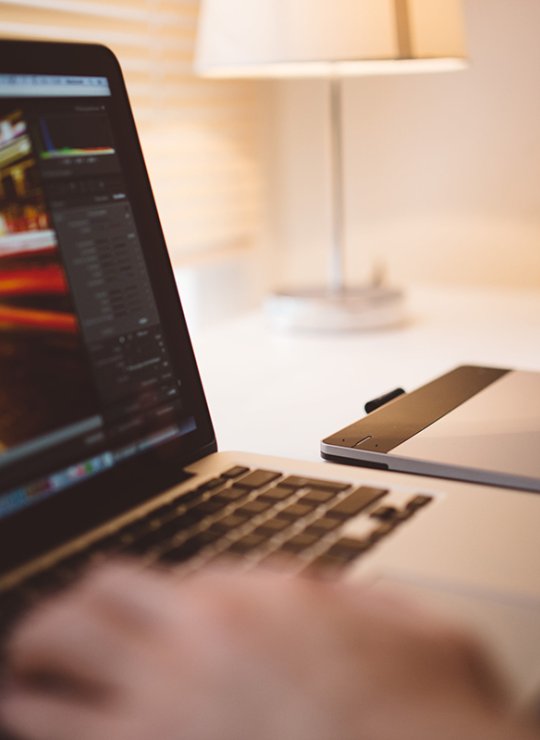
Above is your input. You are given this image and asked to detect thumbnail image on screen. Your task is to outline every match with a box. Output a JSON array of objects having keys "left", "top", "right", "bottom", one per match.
[{"left": 0, "top": 106, "right": 99, "bottom": 455}]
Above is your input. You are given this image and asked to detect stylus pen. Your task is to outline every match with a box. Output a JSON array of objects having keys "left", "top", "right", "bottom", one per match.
[{"left": 364, "top": 387, "right": 406, "bottom": 414}]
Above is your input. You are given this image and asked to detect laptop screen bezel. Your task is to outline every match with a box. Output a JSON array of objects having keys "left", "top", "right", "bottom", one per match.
[{"left": 0, "top": 40, "right": 217, "bottom": 574}]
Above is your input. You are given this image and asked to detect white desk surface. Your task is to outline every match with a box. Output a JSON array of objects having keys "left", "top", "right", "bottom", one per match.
[{"left": 189, "top": 284, "right": 540, "bottom": 463}]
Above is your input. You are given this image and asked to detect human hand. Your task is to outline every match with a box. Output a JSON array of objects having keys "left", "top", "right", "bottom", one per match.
[{"left": 0, "top": 562, "right": 536, "bottom": 740}]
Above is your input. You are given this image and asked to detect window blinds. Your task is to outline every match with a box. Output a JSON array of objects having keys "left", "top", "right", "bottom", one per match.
[{"left": 0, "top": 0, "right": 262, "bottom": 261}]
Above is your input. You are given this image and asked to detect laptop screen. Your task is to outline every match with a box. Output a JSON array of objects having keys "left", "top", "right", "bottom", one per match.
[{"left": 0, "top": 73, "right": 198, "bottom": 520}]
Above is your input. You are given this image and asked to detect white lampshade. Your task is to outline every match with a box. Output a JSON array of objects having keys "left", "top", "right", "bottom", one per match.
[{"left": 195, "top": 0, "right": 467, "bottom": 78}]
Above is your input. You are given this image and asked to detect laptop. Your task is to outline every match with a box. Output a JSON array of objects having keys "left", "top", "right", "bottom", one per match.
[
  {"left": 0, "top": 40, "right": 539, "bottom": 711},
  {"left": 321, "top": 365, "right": 540, "bottom": 492}
]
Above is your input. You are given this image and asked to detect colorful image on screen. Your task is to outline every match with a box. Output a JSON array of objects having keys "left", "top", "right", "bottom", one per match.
[{"left": 0, "top": 106, "right": 99, "bottom": 454}]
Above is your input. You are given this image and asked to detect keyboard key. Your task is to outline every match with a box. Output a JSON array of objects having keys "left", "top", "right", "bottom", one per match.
[
  {"left": 280, "top": 532, "right": 320, "bottom": 553},
  {"left": 178, "top": 489, "right": 206, "bottom": 507},
  {"left": 371, "top": 523, "right": 395, "bottom": 540},
  {"left": 277, "top": 502, "right": 314, "bottom": 520},
  {"left": 160, "top": 531, "right": 218, "bottom": 562},
  {"left": 125, "top": 529, "right": 172, "bottom": 553},
  {"left": 125, "top": 513, "right": 197, "bottom": 551},
  {"left": 406, "top": 495, "right": 434, "bottom": 511},
  {"left": 210, "top": 514, "right": 248, "bottom": 534},
  {"left": 195, "top": 499, "right": 228, "bottom": 515},
  {"left": 259, "top": 486, "right": 296, "bottom": 503},
  {"left": 307, "top": 553, "right": 344, "bottom": 572},
  {"left": 147, "top": 498, "right": 183, "bottom": 519},
  {"left": 334, "top": 536, "right": 367, "bottom": 551},
  {"left": 305, "top": 517, "right": 341, "bottom": 534},
  {"left": 198, "top": 478, "right": 227, "bottom": 493},
  {"left": 280, "top": 476, "right": 350, "bottom": 493},
  {"left": 152, "top": 505, "right": 196, "bottom": 528},
  {"left": 235, "top": 499, "right": 273, "bottom": 517},
  {"left": 369, "top": 506, "right": 400, "bottom": 522},
  {"left": 255, "top": 518, "right": 291, "bottom": 535},
  {"left": 227, "top": 533, "right": 268, "bottom": 554},
  {"left": 327, "top": 487, "right": 387, "bottom": 520},
  {"left": 222, "top": 466, "right": 250, "bottom": 479},
  {"left": 235, "top": 470, "right": 282, "bottom": 489},
  {"left": 213, "top": 486, "right": 249, "bottom": 503},
  {"left": 118, "top": 519, "right": 157, "bottom": 543},
  {"left": 324, "top": 537, "right": 372, "bottom": 560},
  {"left": 299, "top": 488, "right": 336, "bottom": 505}
]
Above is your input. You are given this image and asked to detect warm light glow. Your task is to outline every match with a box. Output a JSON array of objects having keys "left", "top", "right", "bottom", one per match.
[
  {"left": 195, "top": 0, "right": 467, "bottom": 78},
  {"left": 201, "top": 58, "right": 468, "bottom": 80}
]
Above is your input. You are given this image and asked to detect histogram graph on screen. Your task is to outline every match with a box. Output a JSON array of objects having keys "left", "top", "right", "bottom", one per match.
[{"left": 38, "top": 113, "right": 115, "bottom": 159}]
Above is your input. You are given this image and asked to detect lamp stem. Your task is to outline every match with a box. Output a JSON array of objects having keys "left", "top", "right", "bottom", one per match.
[{"left": 329, "top": 73, "right": 346, "bottom": 294}]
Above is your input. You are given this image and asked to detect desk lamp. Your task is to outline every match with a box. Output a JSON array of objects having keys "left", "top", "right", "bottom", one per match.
[{"left": 195, "top": 0, "right": 467, "bottom": 330}]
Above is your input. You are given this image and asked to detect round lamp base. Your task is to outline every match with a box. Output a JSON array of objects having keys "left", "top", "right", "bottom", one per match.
[{"left": 265, "top": 284, "right": 407, "bottom": 331}]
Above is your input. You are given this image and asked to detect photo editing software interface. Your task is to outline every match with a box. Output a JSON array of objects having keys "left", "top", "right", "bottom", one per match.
[{"left": 0, "top": 74, "right": 196, "bottom": 519}]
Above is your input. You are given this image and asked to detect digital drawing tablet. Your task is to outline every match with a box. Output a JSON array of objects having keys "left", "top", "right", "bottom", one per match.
[{"left": 321, "top": 365, "right": 540, "bottom": 492}]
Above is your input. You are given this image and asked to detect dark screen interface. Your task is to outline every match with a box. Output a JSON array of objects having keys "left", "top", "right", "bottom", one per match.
[{"left": 0, "top": 74, "right": 195, "bottom": 519}]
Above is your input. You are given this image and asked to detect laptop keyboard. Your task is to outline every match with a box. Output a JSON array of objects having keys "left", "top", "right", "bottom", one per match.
[{"left": 0, "top": 466, "right": 433, "bottom": 642}]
